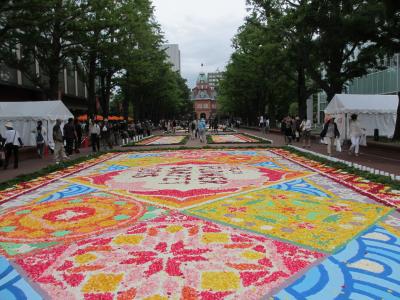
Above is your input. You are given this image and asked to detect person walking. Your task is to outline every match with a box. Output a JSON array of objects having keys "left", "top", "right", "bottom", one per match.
[
  {"left": 349, "top": 114, "right": 363, "bottom": 156},
  {"left": 320, "top": 117, "right": 340, "bottom": 156},
  {"left": 3, "top": 122, "right": 23, "bottom": 169},
  {"left": 198, "top": 118, "right": 206, "bottom": 143},
  {"left": 53, "top": 119, "right": 67, "bottom": 164},
  {"left": 63, "top": 118, "right": 75, "bottom": 156},
  {"left": 283, "top": 117, "right": 293, "bottom": 145},
  {"left": 190, "top": 120, "right": 196, "bottom": 140},
  {"left": 300, "top": 118, "right": 312, "bottom": 148},
  {"left": 74, "top": 119, "right": 82, "bottom": 153},
  {"left": 32, "top": 120, "right": 47, "bottom": 158},
  {"left": 89, "top": 119, "right": 100, "bottom": 152},
  {"left": 101, "top": 119, "right": 113, "bottom": 150}
]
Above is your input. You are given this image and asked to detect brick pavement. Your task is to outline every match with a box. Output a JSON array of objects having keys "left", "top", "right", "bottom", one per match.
[{"left": 1, "top": 129, "right": 399, "bottom": 183}]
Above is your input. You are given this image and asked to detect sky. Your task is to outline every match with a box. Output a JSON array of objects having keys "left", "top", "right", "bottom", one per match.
[{"left": 152, "top": 0, "right": 248, "bottom": 88}]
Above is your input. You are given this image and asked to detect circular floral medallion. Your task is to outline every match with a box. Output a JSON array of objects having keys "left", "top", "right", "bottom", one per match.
[{"left": 0, "top": 193, "right": 145, "bottom": 243}]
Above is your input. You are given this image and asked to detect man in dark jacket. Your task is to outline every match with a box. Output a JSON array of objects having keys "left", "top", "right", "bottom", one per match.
[{"left": 63, "top": 118, "right": 76, "bottom": 156}]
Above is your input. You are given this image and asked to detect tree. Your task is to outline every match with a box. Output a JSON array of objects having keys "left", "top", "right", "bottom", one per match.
[
  {"left": 218, "top": 18, "right": 295, "bottom": 126},
  {"left": 0, "top": 0, "right": 87, "bottom": 99}
]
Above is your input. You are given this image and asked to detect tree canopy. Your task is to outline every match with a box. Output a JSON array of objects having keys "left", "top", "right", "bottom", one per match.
[{"left": 0, "top": 0, "right": 190, "bottom": 121}]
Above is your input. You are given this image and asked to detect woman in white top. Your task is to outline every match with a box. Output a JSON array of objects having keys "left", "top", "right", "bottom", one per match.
[
  {"left": 300, "top": 118, "right": 312, "bottom": 148},
  {"left": 32, "top": 120, "right": 47, "bottom": 158},
  {"left": 349, "top": 114, "right": 363, "bottom": 156},
  {"left": 3, "top": 122, "right": 23, "bottom": 169}
]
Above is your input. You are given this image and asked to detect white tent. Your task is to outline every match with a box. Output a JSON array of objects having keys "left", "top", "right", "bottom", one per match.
[
  {"left": 324, "top": 94, "right": 398, "bottom": 140},
  {"left": 0, "top": 100, "right": 73, "bottom": 148}
]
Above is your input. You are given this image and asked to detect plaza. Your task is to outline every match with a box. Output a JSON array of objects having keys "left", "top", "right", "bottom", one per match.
[
  {"left": 1, "top": 0, "right": 400, "bottom": 299},
  {"left": 0, "top": 133, "right": 399, "bottom": 299}
]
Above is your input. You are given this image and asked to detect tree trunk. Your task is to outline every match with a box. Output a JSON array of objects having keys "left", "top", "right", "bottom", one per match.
[
  {"left": 102, "top": 70, "right": 112, "bottom": 117},
  {"left": 392, "top": 92, "right": 400, "bottom": 140},
  {"left": 297, "top": 66, "right": 307, "bottom": 119},
  {"left": 48, "top": 67, "right": 60, "bottom": 99},
  {"left": 87, "top": 52, "right": 97, "bottom": 117}
]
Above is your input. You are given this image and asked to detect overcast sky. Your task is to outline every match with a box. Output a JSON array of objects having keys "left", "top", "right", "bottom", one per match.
[{"left": 152, "top": 0, "right": 248, "bottom": 88}]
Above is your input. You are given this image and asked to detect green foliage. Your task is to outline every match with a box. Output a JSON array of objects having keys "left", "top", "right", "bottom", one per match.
[
  {"left": 221, "top": 0, "right": 386, "bottom": 125},
  {"left": 0, "top": 0, "right": 189, "bottom": 119}
]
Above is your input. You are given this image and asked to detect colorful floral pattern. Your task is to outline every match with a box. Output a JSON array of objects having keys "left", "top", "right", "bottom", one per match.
[
  {"left": 0, "top": 153, "right": 119, "bottom": 205},
  {"left": 0, "top": 148, "right": 398, "bottom": 299},
  {"left": 16, "top": 213, "right": 323, "bottom": 300},
  {"left": 274, "top": 225, "right": 400, "bottom": 300},
  {"left": 187, "top": 188, "right": 392, "bottom": 252},
  {"left": 209, "top": 134, "right": 260, "bottom": 143},
  {"left": 136, "top": 135, "right": 187, "bottom": 145},
  {"left": 68, "top": 150, "right": 310, "bottom": 208},
  {"left": 0, "top": 192, "right": 146, "bottom": 255},
  {"left": 271, "top": 149, "right": 400, "bottom": 210}
]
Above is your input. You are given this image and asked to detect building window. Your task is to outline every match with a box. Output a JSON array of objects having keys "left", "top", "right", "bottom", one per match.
[{"left": 203, "top": 103, "right": 208, "bottom": 108}]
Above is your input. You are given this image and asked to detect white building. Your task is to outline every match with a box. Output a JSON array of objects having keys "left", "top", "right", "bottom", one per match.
[{"left": 161, "top": 44, "right": 181, "bottom": 73}]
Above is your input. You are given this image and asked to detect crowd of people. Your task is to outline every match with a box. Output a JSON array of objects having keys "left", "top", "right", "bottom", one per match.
[
  {"left": 0, "top": 117, "right": 154, "bottom": 168},
  {"left": 0, "top": 112, "right": 366, "bottom": 170},
  {"left": 280, "top": 114, "right": 364, "bottom": 157},
  {"left": 281, "top": 116, "right": 313, "bottom": 147}
]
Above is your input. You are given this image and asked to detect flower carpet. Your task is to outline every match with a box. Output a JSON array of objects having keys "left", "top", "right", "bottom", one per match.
[
  {"left": 208, "top": 134, "right": 263, "bottom": 144},
  {"left": 135, "top": 135, "right": 188, "bottom": 146},
  {"left": 0, "top": 149, "right": 399, "bottom": 299}
]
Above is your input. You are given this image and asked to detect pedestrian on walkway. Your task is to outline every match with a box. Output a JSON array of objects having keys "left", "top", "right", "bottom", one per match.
[
  {"left": 53, "top": 119, "right": 67, "bottom": 164},
  {"left": 3, "top": 122, "right": 23, "bottom": 169},
  {"left": 190, "top": 120, "right": 196, "bottom": 140},
  {"left": 198, "top": 118, "right": 206, "bottom": 143},
  {"left": 300, "top": 118, "right": 312, "bottom": 148},
  {"left": 89, "top": 119, "right": 100, "bottom": 152},
  {"left": 101, "top": 119, "right": 113, "bottom": 150},
  {"left": 33, "top": 120, "right": 47, "bottom": 158},
  {"left": 282, "top": 117, "right": 293, "bottom": 145},
  {"left": 63, "top": 118, "right": 75, "bottom": 156},
  {"left": 320, "top": 117, "right": 340, "bottom": 156},
  {"left": 74, "top": 119, "right": 82, "bottom": 153},
  {"left": 349, "top": 114, "right": 363, "bottom": 156}
]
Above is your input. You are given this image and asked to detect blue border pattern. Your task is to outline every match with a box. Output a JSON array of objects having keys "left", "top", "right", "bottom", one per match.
[
  {"left": 274, "top": 226, "right": 400, "bottom": 299},
  {"left": 268, "top": 179, "right": 331, "bottom": 198},
  {"left": 0, "top": 256, "right": 42, "bottom": 300}
]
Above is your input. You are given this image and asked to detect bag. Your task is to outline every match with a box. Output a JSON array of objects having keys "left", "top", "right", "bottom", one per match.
[
  {"left": 36, "top": 131, "right": 44, "bottom": 143},
  {"left": 335, "top": 138, "right": 342, "bottom": 152}
]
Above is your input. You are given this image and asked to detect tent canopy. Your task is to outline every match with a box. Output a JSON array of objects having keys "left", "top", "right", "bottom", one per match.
[
  {"left": 0, "top": 100, "right": 74, "bottom": 147},
  {"left": 0, "top": 100, "right": 73, "bottom": 121},
  {"left": 324, "top": 94, "right": 398, "bottom": 139},
  {"left": 325, "top": 94, "right": 398, "bottom": 114}
]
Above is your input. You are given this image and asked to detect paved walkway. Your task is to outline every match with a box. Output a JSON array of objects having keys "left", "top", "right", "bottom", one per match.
[
  {"left": 239, "top": 128, "right": 400, "bottom": 176},
  {"left": 1, "top": 129, "right": 399, "bottom": 183}
]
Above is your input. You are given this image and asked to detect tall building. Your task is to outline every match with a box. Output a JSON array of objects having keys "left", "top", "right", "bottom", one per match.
[
  {"left": 191, "top": 72, "right": 217, "bottom": 120},
  {"left": 0, "top": 58, "right": 88, "bottom": 113},
  {"left": 161, "top": 44, "right": 181, "bottom": 73},
  {"left": 207, "top": 71, "right": 224, "bottom": 88}
]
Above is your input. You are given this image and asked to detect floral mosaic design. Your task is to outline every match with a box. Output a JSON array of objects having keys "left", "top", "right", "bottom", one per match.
[
  {"left": 16, "top": 213, "right": 324, "bottom": 300},
  {"left": 0, "top": 148, "right": 399, "bottom": 299},
  {"left": 0, "top": 153, "right": 118, "bottom": 205},
  {"left": 187, "top": 188, "right": 392, "bottom": 252},
  {"left": 271, "top": 148, "right": 400, "bottom": 210},
  {"left": 0, "top": 255, "right": 42, "bottom": 300},
  {"left": 0, "top": 192, "right": 159, "bottom": 257},
  {"left": 136, "top": 135, "right": 187, "bottom": 145},
  {"left": 274, "top": 226, "right": 400, "bottom": 300},
  {"left": 209, "top": 134, "right": 260, "bottom": 143},
  {"left": 68, "top": 150, "right": 310, "bottom": 209}
]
